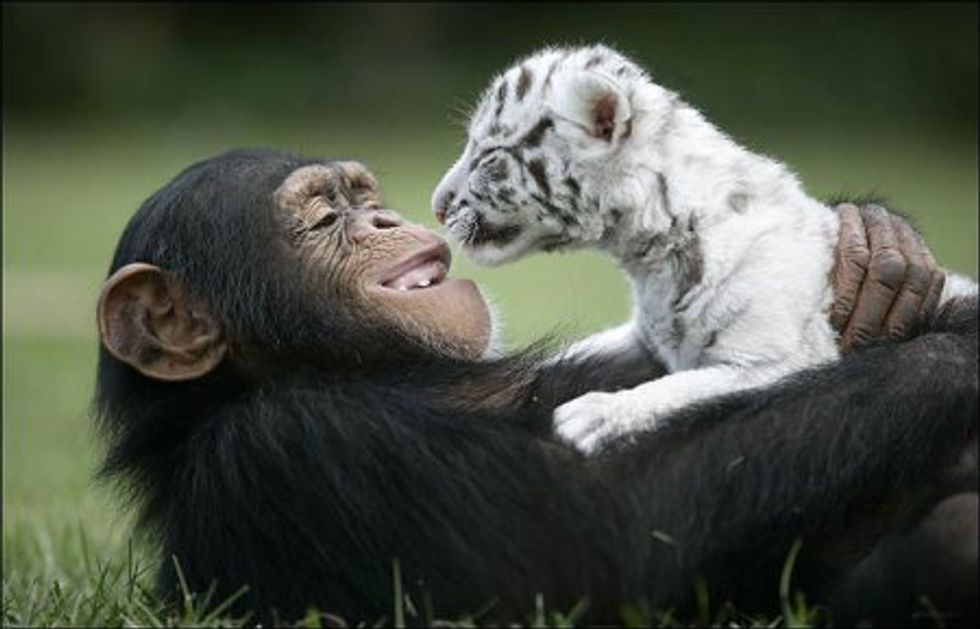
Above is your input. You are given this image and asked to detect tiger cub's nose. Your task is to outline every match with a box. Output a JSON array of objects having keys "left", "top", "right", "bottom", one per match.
[{"left": 433, "top": 190, "right": 456, "bottom": 225}]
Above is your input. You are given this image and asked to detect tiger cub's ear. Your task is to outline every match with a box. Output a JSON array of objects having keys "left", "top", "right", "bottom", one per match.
[{"left": 548, "top": 72, "right": 632, "bottom": 144}]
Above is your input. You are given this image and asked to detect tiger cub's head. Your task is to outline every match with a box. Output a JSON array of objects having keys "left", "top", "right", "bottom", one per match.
[{"left": 432, "top": 44, "right": 673, "bottom": 266}]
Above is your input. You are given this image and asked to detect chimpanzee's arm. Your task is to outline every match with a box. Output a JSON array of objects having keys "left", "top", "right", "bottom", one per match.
[{"left": 608, "top": 296, "right": 978, "bottom": 616}]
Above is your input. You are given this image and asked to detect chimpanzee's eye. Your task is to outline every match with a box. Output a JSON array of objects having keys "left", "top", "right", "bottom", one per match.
[{"left": 311, "top": 212, "right": 339, "bottom": 230}]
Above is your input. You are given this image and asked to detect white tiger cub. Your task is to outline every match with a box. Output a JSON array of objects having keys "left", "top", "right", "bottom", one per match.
[{"left": 432, "top": 44, "right": 977, "bottom": 453}]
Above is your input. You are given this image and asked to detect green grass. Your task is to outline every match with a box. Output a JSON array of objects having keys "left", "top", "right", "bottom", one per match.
[
  {"left": 0, "top": 521, "right": 806, "bottom": 627},
  {"left": 3, "top": 117, "right": 976, "bottom": 626}
]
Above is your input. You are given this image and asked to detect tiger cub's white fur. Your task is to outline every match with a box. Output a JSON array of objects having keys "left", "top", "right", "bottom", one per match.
[{"left": 432, "top": 44, "right": 976, "bottom": 453}]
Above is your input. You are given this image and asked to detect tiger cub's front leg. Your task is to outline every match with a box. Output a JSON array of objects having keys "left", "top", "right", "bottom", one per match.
[{"left": 554, "top": 363, "right": 796, "bottom": 453}]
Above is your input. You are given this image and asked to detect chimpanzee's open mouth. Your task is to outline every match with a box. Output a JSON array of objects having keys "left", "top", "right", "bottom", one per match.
[
  {"left": 465, "top": 214, "right": 523, "bottom": 248},
  {"left": 380, "top": 242, "right": 450, "bottom": 291}
]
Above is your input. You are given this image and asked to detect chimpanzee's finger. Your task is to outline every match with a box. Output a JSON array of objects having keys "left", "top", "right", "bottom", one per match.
[
  {"left": 913, "top": 231, "right": 946, "bottom": 328},
  {"left": 882, "top": 215, "right": 935, "bottom": 339},
  {"left": 841, "top": 204, "right": 907, "bottom": 350},
  {"left": 829, "top": 204, "right": 870, "bottom": 335},
  {"left": 921, "top": 267, "right": 946, "bottom": 326}
]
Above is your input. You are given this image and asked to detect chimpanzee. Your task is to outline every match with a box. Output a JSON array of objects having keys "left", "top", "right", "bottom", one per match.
[{"left": 94, "top": 149, "right": 977, "bottom": 626}]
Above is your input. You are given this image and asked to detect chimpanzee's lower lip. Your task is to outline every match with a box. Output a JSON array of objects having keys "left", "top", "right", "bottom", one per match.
[{"left": 379, "top": 241, "right": 451, "bottom": 290}]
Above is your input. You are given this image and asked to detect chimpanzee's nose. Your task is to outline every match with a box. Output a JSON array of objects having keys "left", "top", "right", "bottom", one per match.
[
  {"left": 348, "top": 209, "right": 405, "bottom": 241},
  {"left": 432, "top": 190, "right": 456, "bottom": 225},
  {"left": 368, "top": 210, "right": 401, "bottom": 230}
]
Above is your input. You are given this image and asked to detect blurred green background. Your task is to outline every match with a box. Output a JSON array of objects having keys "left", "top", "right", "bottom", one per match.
[{"left": 2, "top": 1, "right": 977, "bottom": 586}]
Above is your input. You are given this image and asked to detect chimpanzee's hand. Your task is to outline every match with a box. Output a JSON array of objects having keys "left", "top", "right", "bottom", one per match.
[{"left": 830, "top": 203, "right": 945, "bottom": 352}]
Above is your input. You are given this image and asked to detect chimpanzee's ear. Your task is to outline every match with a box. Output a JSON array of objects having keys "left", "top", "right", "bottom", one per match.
[
  {"left": 548, "top": 72, "right": 632, "bottom": 143},
  {"left": 97, "top": 263, "right": 226, "bottom": 381}
]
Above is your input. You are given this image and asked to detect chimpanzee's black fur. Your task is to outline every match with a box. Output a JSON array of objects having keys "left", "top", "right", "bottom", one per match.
[{"left": 95, "top": 149, "right": 978, "bottom": 626}]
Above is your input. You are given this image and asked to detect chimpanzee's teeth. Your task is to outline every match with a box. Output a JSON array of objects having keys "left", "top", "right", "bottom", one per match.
[{"left": 384, "top": 257, "right": 448, "bottom": 291}]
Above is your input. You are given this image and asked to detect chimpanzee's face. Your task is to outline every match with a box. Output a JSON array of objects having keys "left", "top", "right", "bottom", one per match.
[
  {"left": 274, "top": 162, "right": 493, "bottom": 360},
  {"left": 97, "top": 152, "right": 494, "bottom": 383}
]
